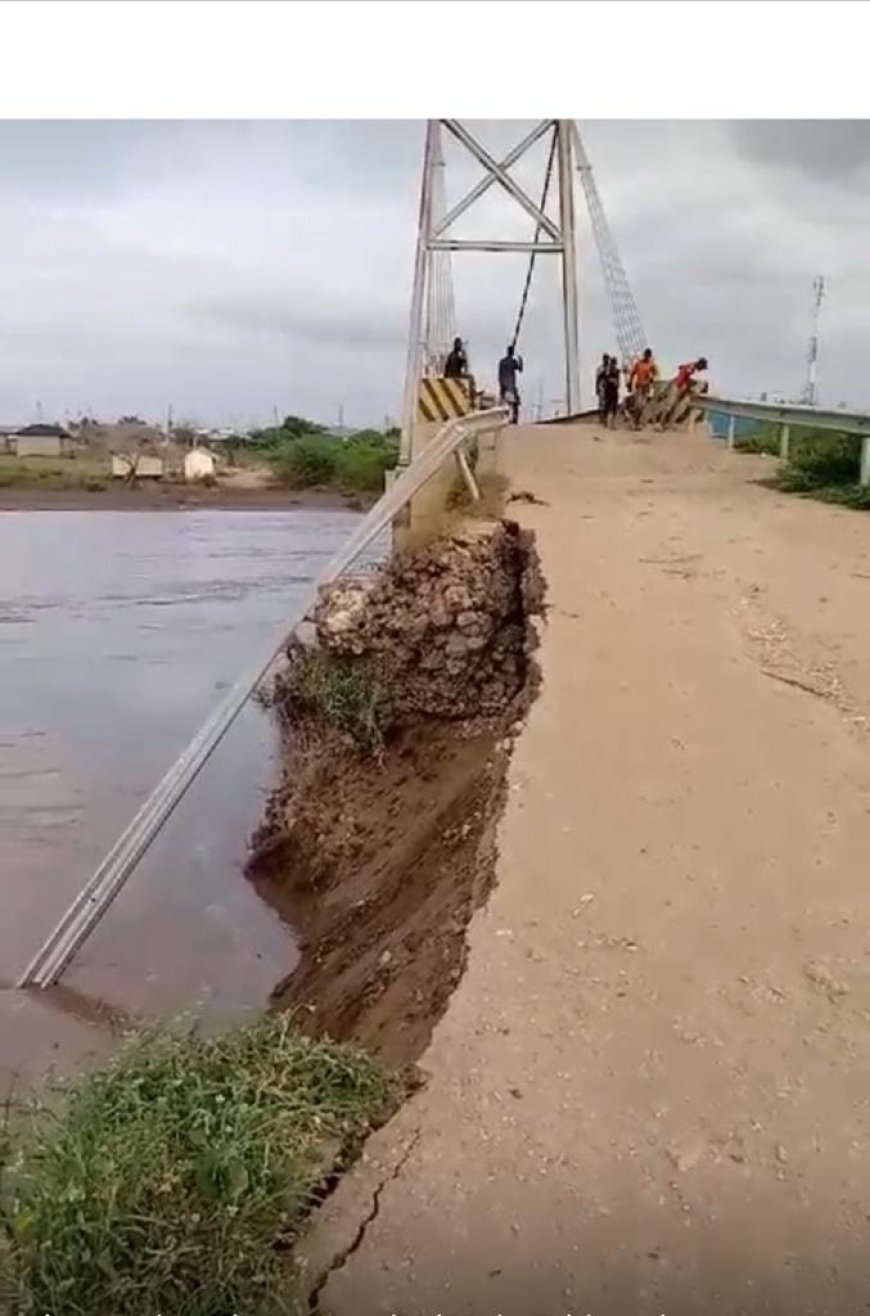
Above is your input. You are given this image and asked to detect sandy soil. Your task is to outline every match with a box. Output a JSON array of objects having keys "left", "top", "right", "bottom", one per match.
[{"left": 302, "top": 425, "right": 870, "bottom": 1313}]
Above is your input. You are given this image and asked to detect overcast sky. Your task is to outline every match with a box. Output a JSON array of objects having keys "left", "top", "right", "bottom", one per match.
[{"left": 1, "top": 119, "right": 867, "bottom": 429}]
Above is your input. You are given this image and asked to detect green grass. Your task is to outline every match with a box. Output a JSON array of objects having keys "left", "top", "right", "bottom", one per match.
[
  {"left": 269, "top": 431, "right": 398, "bottom": 495},
  {"left": 774, "top": 430, "right": 868, "bottom": 509},
  {"left": 736, "top": 423, "right": 870, "bottom": 512},
  {"left": 1, "top": 1016, "right": 401, "bottom": 1316},
  {"left": 283, "top": 647, "right": 390, "bottom": 752},
  {"left": 734, "top": 425, "right": 781, "bottom": 456},
  {"left": 0, "top": 455, "right": 110, "bottom": 490}
]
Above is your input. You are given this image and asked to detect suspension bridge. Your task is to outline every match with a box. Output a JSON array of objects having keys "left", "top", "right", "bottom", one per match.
[
  {"left": 12, "top": 113, "right": 870, "bottom": 997},
  {"left": 8, "top": 117, "right": 870, "bottom": 1311}
]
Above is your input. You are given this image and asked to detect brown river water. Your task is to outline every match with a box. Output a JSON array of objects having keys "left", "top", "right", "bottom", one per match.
[{"left": 0, "top": 508, "right": 362, "bottom": 1038}]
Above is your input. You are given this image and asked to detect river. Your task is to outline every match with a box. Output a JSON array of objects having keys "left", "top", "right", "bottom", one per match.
[{"left": 0, "top": 507, "right": 361, "bottom": 1027}]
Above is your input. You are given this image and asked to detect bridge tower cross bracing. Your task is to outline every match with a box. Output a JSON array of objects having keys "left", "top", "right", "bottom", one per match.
[
  {"left": 401, "top": 119, "right": 579, "bottom": 458},
  {"left": 400, "top": 119, "right": 646, "bottom": 457}
]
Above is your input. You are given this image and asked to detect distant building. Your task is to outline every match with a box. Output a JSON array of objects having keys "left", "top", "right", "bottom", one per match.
[
  {"left": 111, "top": 453, "right": 165, "bottom": 480},
  {"left": 183, "top": 448, "right": 217, "bottom": 482},
  {"left": 12, "top": 424, "right": 72, "bottom": 458}
]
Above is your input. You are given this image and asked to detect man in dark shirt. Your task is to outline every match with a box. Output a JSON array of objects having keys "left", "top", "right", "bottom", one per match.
[
  {"left": 498, "top": 344, "right": 523, "bottom": 423},
  {"left": 443, "top": 337, "right": 468, "bottom": 379}
]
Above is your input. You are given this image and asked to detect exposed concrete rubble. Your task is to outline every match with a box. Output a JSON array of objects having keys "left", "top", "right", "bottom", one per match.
[{"left": 311, "top": 520, "right": 544, "bottom": 721}]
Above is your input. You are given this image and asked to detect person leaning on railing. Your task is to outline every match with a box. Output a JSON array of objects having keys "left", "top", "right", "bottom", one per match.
[{"left": 444, "top": 336, "right": 477, "bottom": 410}]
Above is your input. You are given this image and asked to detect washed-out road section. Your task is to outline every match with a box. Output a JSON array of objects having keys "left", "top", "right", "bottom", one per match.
[{"left": 304, "top": 424, "right": 870, "bottom": 1314}]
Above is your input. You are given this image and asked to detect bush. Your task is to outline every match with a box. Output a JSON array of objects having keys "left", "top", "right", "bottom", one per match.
[
  {"left": 779, "top": 429, "right": 861, "bottom": 490},
  {"left": 269, "top": 431, "right": 398, "bottom": 494},
  {"left": 334, "top": 434, "right": 398, "bottom": 493},
  {"left": 269, "top": 435, "right": 338, "bottom": 488},
  {"left": 2, "top": 1016, "right": 400, "bottom": 1316}
]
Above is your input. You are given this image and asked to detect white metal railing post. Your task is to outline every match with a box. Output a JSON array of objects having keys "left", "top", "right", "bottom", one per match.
[
  {"left": 727, "top": 415, "right": 736, "bottom": 451},
  {"left": 18, "top": 408, "right": 509, "bottom": 990},
  {"left": 780, "top": 423, "right": 790, "bottom": 460},
  {"left": 861, "top": 438, "right": 870, "bottom": 487}
]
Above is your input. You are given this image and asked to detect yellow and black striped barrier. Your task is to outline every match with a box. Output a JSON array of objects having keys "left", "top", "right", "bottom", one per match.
[{"left": 417, "top": 375, "right": 473, "bottom": 424}]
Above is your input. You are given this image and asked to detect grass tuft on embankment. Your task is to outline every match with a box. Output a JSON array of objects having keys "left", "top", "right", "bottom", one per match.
[{"left": 1, "top": 1015, "right": 401, "bottom": 1316}]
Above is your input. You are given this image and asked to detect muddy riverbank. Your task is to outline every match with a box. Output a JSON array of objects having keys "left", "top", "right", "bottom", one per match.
[
  {"left": 0, "top": 485, "right": 361, "bottom": 512},
  {"left": 248, "top": 520, "right": 545, "bottom": 1066}
]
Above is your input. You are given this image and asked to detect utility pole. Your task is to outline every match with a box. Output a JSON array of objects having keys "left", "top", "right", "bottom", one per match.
[{"left": 802, "top": 275, "right": 825, "bottom": 406}]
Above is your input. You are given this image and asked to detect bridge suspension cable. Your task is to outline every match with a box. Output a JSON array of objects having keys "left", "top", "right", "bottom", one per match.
[{"left": 510, "top": 124, "right": 558, "bottom": 354}]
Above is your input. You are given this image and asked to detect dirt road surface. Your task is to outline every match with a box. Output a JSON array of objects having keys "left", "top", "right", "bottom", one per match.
[{"left": 304, "top": 424, "right": 870, "bottom": 1315}]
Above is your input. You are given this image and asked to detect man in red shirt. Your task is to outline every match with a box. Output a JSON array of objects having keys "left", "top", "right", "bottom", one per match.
[{"left": 675, "top": 356, "right": 708, "bottom": 395}]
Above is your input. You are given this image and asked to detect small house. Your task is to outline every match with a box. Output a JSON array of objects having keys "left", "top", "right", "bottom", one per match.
[
  {"left": 13, "top": 423, "right": 71, "bottom": 458},
  {"left": 183, "top": 448, "right": 217, "bottom": 482},
  {"left": 111, "top": 453, "right": 165, "bottom": 480}
]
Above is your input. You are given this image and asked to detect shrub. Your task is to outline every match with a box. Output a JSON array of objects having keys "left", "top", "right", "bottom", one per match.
[
  {"left": 334, "top": 434, "right": 398, "bottom": 493},
  {"left": 2, "top": 1016, "right": 400, "bottom": 1316},
  {"left": 269, "top": 435, "right": 338, "bottom": 488},
  {"left": 779, "top": 429, "right": 861, "bottom": 490},
  {"left": 269, "top": 431, "right": 398, "bottom": 494}
]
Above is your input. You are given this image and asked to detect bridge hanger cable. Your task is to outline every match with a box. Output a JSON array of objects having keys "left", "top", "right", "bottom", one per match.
[{"left": 510, "top": 122, "right": 558, "bottom": 353}]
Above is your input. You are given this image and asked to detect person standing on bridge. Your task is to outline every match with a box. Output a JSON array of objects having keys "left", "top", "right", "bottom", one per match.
[
  {"left": 628, "top": 347, "right": 658, "bottom": 430},
  {"left": 595, "top": 353, "right": 611, "bottom": 425},
  {"left": 602, "top": 355, "right": 620, "bottom": 428},
  {"left": 498, "top": 344, "right": 523, "bottom": 424}
]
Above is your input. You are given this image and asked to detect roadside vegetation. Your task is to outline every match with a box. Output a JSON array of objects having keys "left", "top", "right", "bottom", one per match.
[
  {"left": 1, "top": 1015, "right": 401, "bottom": 1316},
  {"left": 0, "top": 455, "right": 109, "bottom": 491},
  {"left": 738, "top": 421, "right": 870, "bottom": 511},
  {"left": 0, "top": 413, "right": 398, "bottom": 500},
  {"left": 257, "top": 417, "right": 399, "bottom": 496}
]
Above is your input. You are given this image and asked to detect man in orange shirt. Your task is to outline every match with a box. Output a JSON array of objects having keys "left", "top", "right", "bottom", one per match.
[{"left": 628, "top": 348, "right": 658, "bottom": 429}]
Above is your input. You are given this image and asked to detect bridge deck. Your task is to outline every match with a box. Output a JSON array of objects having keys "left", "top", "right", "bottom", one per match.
[{"left": 308, "top": 423, "right": 870, "bottom": 1312}]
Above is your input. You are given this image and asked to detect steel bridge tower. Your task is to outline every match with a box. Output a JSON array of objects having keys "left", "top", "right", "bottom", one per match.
[{"left": 400, "top": 119, "right": 646, "bottom": 455}]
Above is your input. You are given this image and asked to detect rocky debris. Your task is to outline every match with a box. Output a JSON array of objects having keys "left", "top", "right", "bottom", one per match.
[{"left": 308, "top": 520, "right": 544, "bottom": 724}]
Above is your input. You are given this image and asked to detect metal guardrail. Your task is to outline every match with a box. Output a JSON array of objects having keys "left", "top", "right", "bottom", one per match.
[
  {"left": 19, "top": 406, "right": 509, "bottom": 990},
  {"left": 697, "top": 395, "right": 870, "bottom": 483}
]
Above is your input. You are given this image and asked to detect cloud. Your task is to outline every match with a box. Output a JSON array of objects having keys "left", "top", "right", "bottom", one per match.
[
  {"left": 0, "top": 119, "right": 867, "bottom": 425},
  {"left": 731, "top": 121, "right": 870, "bottom": 187}
]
